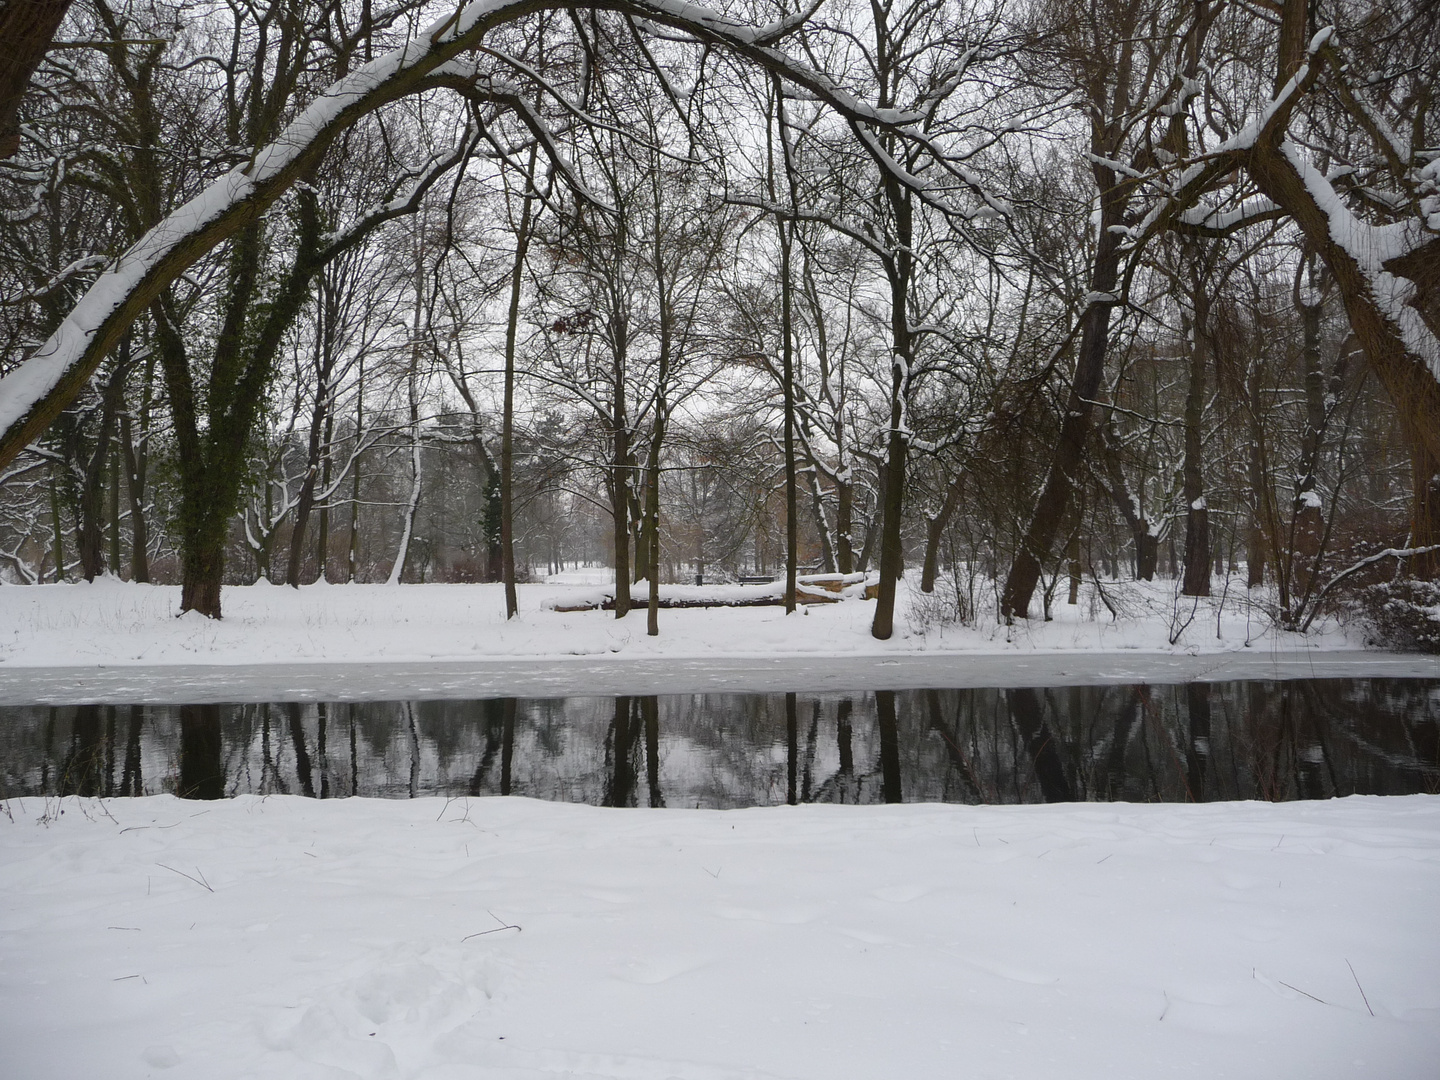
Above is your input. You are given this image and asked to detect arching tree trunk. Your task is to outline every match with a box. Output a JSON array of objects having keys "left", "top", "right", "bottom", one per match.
[{"left": 1239, "top": 4, "right": 1440, "bottom": 576}]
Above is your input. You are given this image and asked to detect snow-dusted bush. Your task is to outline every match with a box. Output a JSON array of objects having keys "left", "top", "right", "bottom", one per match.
[{"left": 1361, "top": 581, "right": 1440, "bottom": 653}]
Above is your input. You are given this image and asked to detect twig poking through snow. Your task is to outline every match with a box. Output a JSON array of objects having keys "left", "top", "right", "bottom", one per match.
[
  {"left": 1277, "top": 979, "right": 1327, "bottom": 1005},
  {"left": 157, "top": 863, "right": 213, "bottom": 892},
  {"left": 464, "top": 910, "right": 521, "bottom": 941},
  {"left": 1347, "top": 959, "right": 1374, "bottom": 1016}
]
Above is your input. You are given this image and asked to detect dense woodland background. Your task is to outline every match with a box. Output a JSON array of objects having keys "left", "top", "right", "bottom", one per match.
[{"left": 0, "top": 0, "right": 1436, "bottom": 641}]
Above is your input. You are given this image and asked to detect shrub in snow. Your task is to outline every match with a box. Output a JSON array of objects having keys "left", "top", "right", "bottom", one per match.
[
  {"left": 1361, "top": 581, "right": 1440, "bottom": 654},
  {"left": 906, "top": 575, "right": 975, "bottom": 633}
]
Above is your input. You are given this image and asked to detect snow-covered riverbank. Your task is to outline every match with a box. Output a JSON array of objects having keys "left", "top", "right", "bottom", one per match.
[
  {"left": 1, "top": 575, "right": 1428, "bottom": 702},
  {"left": 4, "top": 575, "right": 1428, "bottom": 703},
  {"left": 2, "top": 793, "right": 1437, "bottom": 1080}
]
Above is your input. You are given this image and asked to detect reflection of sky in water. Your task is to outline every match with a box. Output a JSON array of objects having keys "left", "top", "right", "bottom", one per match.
[{"left": 4, "top": 681, "right": 1438, "bottom": 806}]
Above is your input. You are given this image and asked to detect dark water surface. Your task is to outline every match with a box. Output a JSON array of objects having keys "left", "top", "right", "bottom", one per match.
[{"left": 3, "top": 679, "right": 1437, "bottom": 806}]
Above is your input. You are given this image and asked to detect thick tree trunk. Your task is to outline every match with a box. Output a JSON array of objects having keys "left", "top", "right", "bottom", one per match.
[
  {"left": 48, "top": 463, "right": 64, "bottom": 581},
  {"left": 119, "top": 410, "right": 149, "bottom": 582},
  {"left": 315, "top": 408, "right": 332, "bottom": 581},
  {"left": 920, "top": 472, "right": 964, "bottom": 593},
  {"left": 1408, "top": 440, "right": 1440, "bottom": 575},
  {"left": 870, "top": 409, "right": 908, "bottom": 639},
  {"left": 179, "top": 517, "right": 226, "bottom": 619},
  {"left": 76, "top": 361, "right": 128, "bottom": 581},
  {"left": 781, "top": 223, "right": 798, "bottom": 615},
  {"left": 611, "top": 444, "right": 631, "bottom": 618},
  {"left": 855, "top": 467, "right": 881, "bottom": 574},
  {"left": 1246, "top": 524, "right": 1266, "bottom": 588},
  {"left": 0, "top": 0, "right": 73, "bottom": 158},
  {"left": 1180, "top": 302, "right": 1211, "bottom": 597},
  {"left": 347, "top": 361, "right": 364, "bottom": 583},
  {"left": 75, "top": 435, "right": 108, "bottom": 581},
  {"left": 388, "top": 393, "right": 422, "bottom": 585},
  {"left": 1245, "top": 374, "right": 1268, "bottom": 589},
  {"left": 501, "top": 153, "right": 534, "bottom": 619},
  {"left": 807, "top": 472, "right": 837, "bottom": 574},
  {"left": 645, "top": 412, "right": 665, "bottom": 637},
  {"left": 1066, "top": 534, "right": 1081, "bottom": 605},
  {"left": 1001, "top": 216, "right": 1124, "bottom": 617},
  {"left": 107, "top": 445, "right": 121, "bottom": 574},
  {"left": 389, "top": 242, "right": 426, "bottom": 587},
  {"left": 285, "top": 393, "right": 328, "bottom": 587},
  {"left": 835, "top": 471, "right": 854, "bottom": 575},
  {"left": 1290, "top": 287, "right": 1326, "bottom": 589},
  {"left": 286, "top": 475, "right": 318, "bottom": 586},
  {"left": 483, "top": 474, "right": 502, "bottom": 582},
  {"left": 1097, "top": 425, "right": 1157, "bottom": 580},
  {"left": 632, "top": 484, "right": 650, "bottom": 586}
]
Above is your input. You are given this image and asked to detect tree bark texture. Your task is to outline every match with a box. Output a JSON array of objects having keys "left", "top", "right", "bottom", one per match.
[
  {"left": 920, "top": 472, "right": 964, "bottom": 593},
  {"left": 1180, "top": 300, "right": 1211, "bottom": 597},
  {"left": 0, "top": 0, "right": 73, "bottom": 158},
  {"left": 75, "top": 361, "right": 127, "bottom": 581},
  {"left": 119, "top": 409, "right": 149, "bottom": 582},
  {"left": 1000, "top": 223, "right": 1123, "bottom": 618},
  {"left": 780, "top": 220, "right": 798, "bottom": 614},
  {"left": 285, "top": 388, "right": 329, "bottom": 587},
  {"left": 502, "top": 153, "right": 535, "bottom": 620}
]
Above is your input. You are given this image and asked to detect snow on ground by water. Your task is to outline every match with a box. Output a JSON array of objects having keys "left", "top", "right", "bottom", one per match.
[
  {"left": 2, "top": 793, "right": 1436, "bottom": 1079},
  {"left": 0, "top": 572, "right": 1373, "bottom": 671}
]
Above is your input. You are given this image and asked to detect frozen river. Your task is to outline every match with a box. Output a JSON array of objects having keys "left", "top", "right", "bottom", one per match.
[{"left": 1, "top": 648, "right": 1435, "bottom": 704}]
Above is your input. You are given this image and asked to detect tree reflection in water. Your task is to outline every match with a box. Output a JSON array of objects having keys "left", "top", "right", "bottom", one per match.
[{"left": 4, "top": 680, "right": 1438, "bottom": 806}]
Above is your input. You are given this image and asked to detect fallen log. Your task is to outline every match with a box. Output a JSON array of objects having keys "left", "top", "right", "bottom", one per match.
[{"left": 554, "top": 585, "right": 842, "bottom": 613}]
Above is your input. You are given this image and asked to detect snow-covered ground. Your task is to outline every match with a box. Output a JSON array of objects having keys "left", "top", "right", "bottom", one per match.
[
  {"left": 0, "top": 574, "right": 1358, "bottom": 670},
  {"left": 2, "top": 793, "right": 1437, "bottom": 1079},
  {"left": 3, "top": 575, "right": 1433, "bottom": 704},
  {"left": 3, "top": 580, "right": 1436, "bottom": 1077}
]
